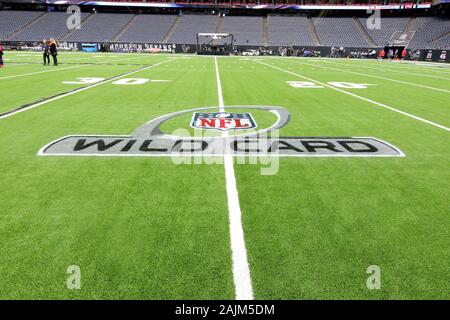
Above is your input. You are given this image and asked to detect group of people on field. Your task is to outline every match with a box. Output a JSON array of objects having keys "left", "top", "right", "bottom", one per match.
[
  {"left": 42, "top": 38, "right": 58, "bottom": 66},
  {"left": 378, "top": 48, "right": 408, "bottom": 61},
  {"left": 0, "top": 39, "right": 58, "bottom": 68}
]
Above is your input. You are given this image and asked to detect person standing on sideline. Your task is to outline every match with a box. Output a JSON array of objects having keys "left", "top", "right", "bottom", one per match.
[
  {"left": 0, "top": 43, "right": 4, "bottom": 68},
  {"left": 49, "top": 38, "right": 58, "bottom": 66},
  {"left": 401, "top": 48, "right": 407, "bottom": 61},
  {"left": 414, "top": 49, "right": 421, "bottom": 63},
  {"left": 378, "top": 49, "right": 385, "bottom": 61},
  {"left": 43, "top": 40, "right": 50, "bottom": 66},
  {"left": 387, "top": 49, "right": 394, "bottom": 61}
]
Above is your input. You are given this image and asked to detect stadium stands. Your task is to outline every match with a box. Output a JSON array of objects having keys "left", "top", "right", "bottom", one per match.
[
  {"left": 10, "top": 12, "right": 89, "bottom": 41},
  {"left": 409, "top": 17, "right": 450, "bottom": 49},
  {"left": 1, "top": 9, "right": 448, "bottom": 50},
  {"left": 360, "top": 17, "right": 410, "bottom": 47},
  {"left": 431, "top": 35, "right": 450, "bottom": 50},
  {"left": 313, "top": 17, "right": 369, "bottom": 47},
  {"left": 65, "top": 13, "right": 134, "bottom": 42},
  {"left": 0, "top": 11, "right": 44, "bottom": 40},
  {"left": 268, "top": 16, "right": 314, "bottom": 46},
  {"left": 222, "top": 16, "right": 264, "bottom": 46},
  {"left": 168, "top": 15, "right": 217, "bottom": 44},
  {"left": 115, "top": 15, "right": 175, "bottom": 43}
]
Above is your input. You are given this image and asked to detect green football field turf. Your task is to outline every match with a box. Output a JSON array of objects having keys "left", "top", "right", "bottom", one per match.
[{"left": 0, "top": 51, "right": 449, "bottom": 299}]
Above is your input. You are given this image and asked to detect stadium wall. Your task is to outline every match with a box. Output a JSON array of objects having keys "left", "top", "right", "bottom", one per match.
[{"left": 2, "top": 40, "right": 449, "bottom": 62}]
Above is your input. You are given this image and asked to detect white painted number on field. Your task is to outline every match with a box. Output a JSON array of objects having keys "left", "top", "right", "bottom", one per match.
[
  {"left": 112, "top": 78, "right": 149, "bottom": 85},
  {"left": 288, "top": 81, "right": 374, "bottom": 89},
  {"left": 287, "top": 81, "right": 323, "bottom": 88},
  {"left": 328, "top": 82, "right": 374, "bottom": 89},
  {"left": 63, "top": 78, "right": 168, "bottom": 85},
  {"left": 63, "top": 77, "right": 105, "bottom": 84}
]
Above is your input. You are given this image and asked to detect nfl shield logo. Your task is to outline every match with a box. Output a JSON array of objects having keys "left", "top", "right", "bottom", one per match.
[{"left": 191, "top": 112, "right": 257, "bottom": 131}]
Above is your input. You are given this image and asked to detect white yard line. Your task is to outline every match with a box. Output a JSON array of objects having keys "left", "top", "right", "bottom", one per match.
[
  {"left": 214, "top": 56, "right": 254, "bottom": 300},
  {"left": 0, "top": 65, "right": 87, "bottom": 81},
  {"left": 257, "top": 60, "right": 450, "bottom": 132},
  {"left": 0, "top": 54, "right": 157, "bottom": 80},
  {"left": 93, "top": 54, "right": 153, "bottom": 65},
  {"left": 290, "top": 60, "right": 450, "bottom": 94},
  {"left": 0, "top": 58, "right": 177, "bottom": 119},
  {"left": 405, "top": 61, "right": 450, "bottom": 71}
]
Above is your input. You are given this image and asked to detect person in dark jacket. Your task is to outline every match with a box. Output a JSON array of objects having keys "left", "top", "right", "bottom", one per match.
[
  {"left": 49, "top": 38, "right": 58, "bottom": 66},
  {"left": 0, "top": 43, "right": 4, "bottom": 68},
  {"left": 43, "top": 40, "right": 50, "bottom": 66}
]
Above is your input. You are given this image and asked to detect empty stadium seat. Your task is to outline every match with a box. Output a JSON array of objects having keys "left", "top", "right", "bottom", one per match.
[
  {"left": 360, "top": 17, "right": 409, "bottom": 47},
  {"left": 409, "top": 17, "right": 450, "bottom": 49},
  {"left": 0, "top": 11, "right": 43, "bottom": 40},
  {"left": 268, "top": 16, "right": 314, "bottom": 46},
  {"left": 115, "top": 15, "right": 175, "bottom": 43},
  {"left": 169, "top": 15, "right": 218, "bottom": 44},
  {"left": 65, "top": 13, "right": 134, "bottom": 42},
  {"left": 313, "top": 17, "right": 369, "bottom": 47},
  {"left": 10, "top": 12, "right": 89, "bottom": 41},
  {"left": 222, "top": 16, "right": 263, "bottom": 46}
]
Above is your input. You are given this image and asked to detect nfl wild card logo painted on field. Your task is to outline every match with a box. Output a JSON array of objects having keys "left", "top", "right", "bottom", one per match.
[
  {"left": 38, "top": 106, "right": 404, "bottom": 158},
  {"left": 191, "top": 112, "right": 256, "bottom": 131}
]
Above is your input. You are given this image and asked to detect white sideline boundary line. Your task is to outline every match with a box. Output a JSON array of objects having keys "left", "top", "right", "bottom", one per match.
[
  {"left": 257, "top": 60, "right": 450, "bottom": 132},
  {"left": 275, "top": 56, "right": 450, "bottom": 75},
  {"left": 326, "top": 58, "right": 450, "bottom": 75},
  {"left": 323, "top": 60, "right": 450, "bottom": 81},
  {"left": 342, "top": 59, "right": 450, "bottom": 72},
  {"left": 214, "top": 56, "right": 254, "bottom": 300},
  {"left": 291, "top": 60, "right": 450, "bottom": 94},
  {"left": 325, "top": 57, "right": 450, "bottom": 71},
  {"left": 0, "top": 58, "right": 177, "bottom": 120}
]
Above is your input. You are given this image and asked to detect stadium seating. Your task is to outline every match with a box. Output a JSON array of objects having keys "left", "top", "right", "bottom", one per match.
[
  {"left": 0, "top": 11, "right": 43, "bottom": 40},
  {"left": 66, "top": 13, "right": 134, "bottom": 42},
  {"left": 10, "top": 12, "right": 89, "bottom": 41},
  {"left": 115, "top": 15, "right": 175, "bottom": 43},
  {"left": 1, "top": 10, "right": 448, "bottom": 50},
  {"left": 268, "top": 16, "right": 314, "bottom": 46},
  {"left": 409, "top": 17, "right": 450, "bottom": 49},
  {"left": 313, "top": 17, "right": 369, "bottom": 47},
  {"left": 430, "top": 35, "right": 450, "bottom": 50},
  {"left": 360, "top": 17, "right": 409, "bottom": 47},
  {"left": 168, "top": 15, "right": 218, "bottom": 44},
  {"left": 222, "top": 16, "right": 264, "bottom": 46}
]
